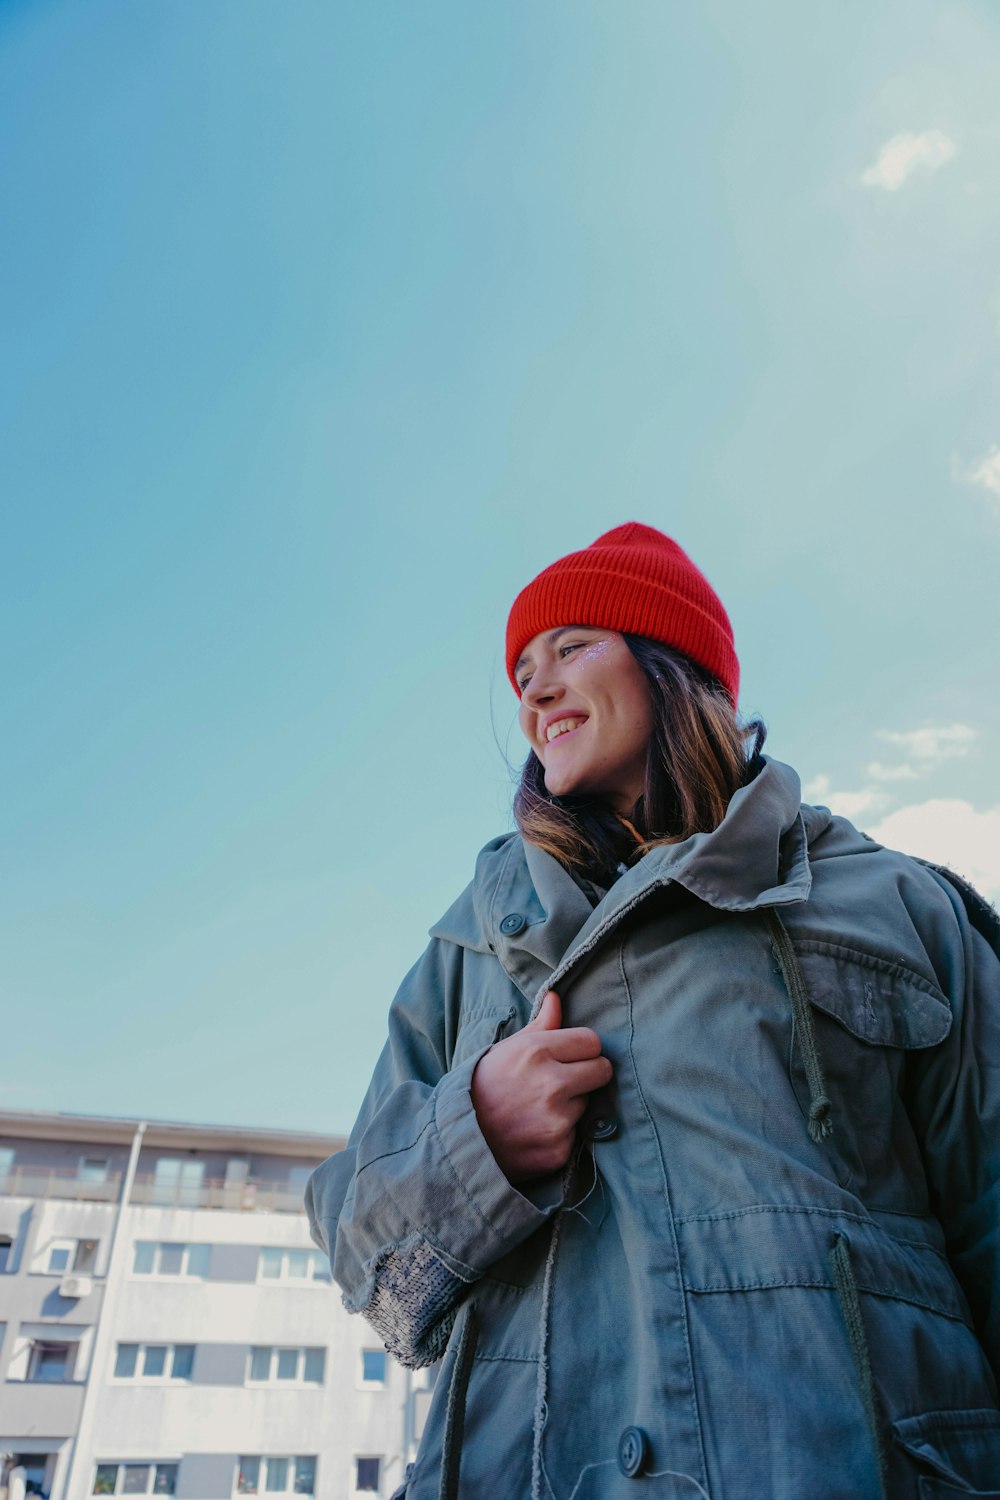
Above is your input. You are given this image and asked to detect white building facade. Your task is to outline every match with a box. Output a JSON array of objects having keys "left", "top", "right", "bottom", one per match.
[{"left": 0, "top": 1110, "right": 433, "bottom": 1500}]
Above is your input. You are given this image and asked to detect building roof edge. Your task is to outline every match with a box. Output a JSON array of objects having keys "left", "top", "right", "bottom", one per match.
[{"left": 0, "top": 1106, "right": 345, "bottom": 1156}]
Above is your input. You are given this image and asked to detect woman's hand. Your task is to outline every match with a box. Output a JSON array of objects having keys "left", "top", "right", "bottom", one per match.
[{"left": 470, "top": 990, "right": 613, "bottom": 1183}]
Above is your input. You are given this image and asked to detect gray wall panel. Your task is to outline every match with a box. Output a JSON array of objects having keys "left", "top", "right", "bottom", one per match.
[
  {"left": 177, "top": 1453, "right": 236, "bottom": 1499},
  {"left": 192, "top": 1343, "right": 248, "bottom": 1386},
  {"left": 208, "top": 1243, "right": 259, "bottom": 1282},
  {"left": 0, "top": 1380, "right": 84, "bottom": 1435}
]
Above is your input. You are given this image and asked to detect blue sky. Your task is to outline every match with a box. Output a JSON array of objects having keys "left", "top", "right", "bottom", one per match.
[{"left": 3, "top": 1, "right": 998, "bottom": 1134}]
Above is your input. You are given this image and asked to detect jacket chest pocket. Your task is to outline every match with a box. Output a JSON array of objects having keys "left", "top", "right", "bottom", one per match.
[
  {"left": 788, "top": 940, "right": 951, "bottom": 1209},
  {"left": 449, "top": 1003, "right": 517, "bottom": 1070}
]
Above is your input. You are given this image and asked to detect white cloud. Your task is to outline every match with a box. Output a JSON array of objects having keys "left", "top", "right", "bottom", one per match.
[
  {"left": 867, "top": 761, "right": 920, "bottom": 783},
  {"left": 859, "top": 725, "right": 977, "bottom": 786},
  {"left": 803, "top": 775, "right": 887, "bottom": 820},
  {"left": 807, "top": 725, "right": 995, "bottom": 898},
  {"left": 868, "top": 799, "right": 1000, "bottom": 901},
  {"left": 861, "top": 130, "right": 957, "bottom": 191},
  {"left": 875, "top": 723, "right": 978, "bottom": 765},
  {"left": 959, "top": 447, "right": 1000, "bottom": 514},
  {"left": 826, "top": 789, "right": 886, "bottom": 819}
]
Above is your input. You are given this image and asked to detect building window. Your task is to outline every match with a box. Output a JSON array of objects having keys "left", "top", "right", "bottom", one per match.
[
  {"left": 356, "top": 1457, "right": 381, "bottom": 1493},
  {"left": 8, "top": 1458, "right": 49, "bottom": 1497},
  {"left": 151, "top": 1157, "right": 205, "bottom": 1207},
  {"left": 79, "top": 1155, "right": 110, "bottom": 1184},
  {"left": 114, "top": 1343, "right": 195, "bottom": 1380},
  {"left": 0, "top": 1235, "right": 12, "bottom": 1274},
  {"left": 46, "top": 1238, "right": 99, "bottom": 1274},
  {"left": 247, "top": 1346, "right": 325, "bottom": 1385},
  {"left": 360, "top": 1349, "right": 387, "bottom": 1386},
  {"left": 287, "top": 1166, "right": 312, "bottom": 1199},
  {"left": 235, "top": 1456, "right": 315, "bottom": 1495},
  {"left": 75, "top": 1238, "right": 99, "bottom": 1273},
  {"left": 28, "top": 1339, "right": 76, "bottom": 1382},
  {"left": 133, "top": 1241, "right": 210, "bottom": 1278},
  {"left": 92, "top": 1463, "right": 177, "bottom": 1495},
  {"left": 257, "top": 1248, "right": 330, "bottom": 1284},
  {"left": 47, "top": 1241, "right": 73, "bottom": 1274}
]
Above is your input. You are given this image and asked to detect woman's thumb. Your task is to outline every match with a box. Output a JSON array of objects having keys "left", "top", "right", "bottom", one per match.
[{"left": 527, "top": 990, "right": 562, "bottom": 1031}]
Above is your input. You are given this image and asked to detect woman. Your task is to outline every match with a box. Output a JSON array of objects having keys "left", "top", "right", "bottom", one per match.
[{"left": 307, "top": 523, "right": 1000, "bottom": 1499}]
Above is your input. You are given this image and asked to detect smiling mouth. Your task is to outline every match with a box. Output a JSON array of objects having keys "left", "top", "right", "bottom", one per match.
[{"left": 545, "top": 716, "right": 588, "bottom": 743}]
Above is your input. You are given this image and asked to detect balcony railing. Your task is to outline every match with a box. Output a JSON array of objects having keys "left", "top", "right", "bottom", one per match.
[
  {"left": 0, "top": 1167, "right": 310, "bottom": 1214},
  {"left": 129, "top": 1173, "right": 308, "bottom": 1214},
  {"left": 0, "top": 1166, "right": 122, "bottom": 1203}
]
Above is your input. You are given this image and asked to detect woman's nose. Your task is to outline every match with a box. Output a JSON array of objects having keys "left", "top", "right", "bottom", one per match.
[{"left": 522, "top": 670, "right": 563, "bottom": 708}]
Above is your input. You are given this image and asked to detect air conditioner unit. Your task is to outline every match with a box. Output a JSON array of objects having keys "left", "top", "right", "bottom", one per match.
[{"left": 59, "top": 1275, "right": 93, "bottom": 1299}]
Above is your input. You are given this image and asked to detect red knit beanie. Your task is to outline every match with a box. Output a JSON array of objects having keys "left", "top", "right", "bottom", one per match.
[{"left": 506, "top": 522, "right": 739, "bottom": 704}]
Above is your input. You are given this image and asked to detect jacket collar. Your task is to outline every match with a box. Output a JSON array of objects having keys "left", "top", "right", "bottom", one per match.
[{"left": 480, "top": 758, "right": 826, "bottom": 1004}]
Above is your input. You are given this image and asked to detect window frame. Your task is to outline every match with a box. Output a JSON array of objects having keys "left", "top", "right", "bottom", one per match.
[
  {"left": 359, "top": 1348, "right": 388, "bottom": 1388},
  {"left": 46, "top": 1238, "right": 76, "bottom": 1274},
  {"left": 113, "top": 1342, "right": 195, "bottom": 1382},
  {"left": 78, "top": 1154, "right": 111, "bottom": 1184},
  {"left": 91, "top": 1461, "right": 179, "bottom": 1495},
  {"left": 233, "top": 1455, "right": 317, "bottom": 1495},
  {"left": 74, "top": 1237, "right": 99, "bottom": 1273},
  {"left": 255, "top": 1247, "right": 330, "bottom": 1285},
  {"left": 245, "top": 1345, "right": 325, "bottom": 1387},
  {"left": 150, "top": 1156, "right": 206, "bottom": 1207},
  {"left": 43, "top": 1235, "right": 100, "bottom": 1276},
  {"left": 354, "top": 1455, "right": 382, "bottom": 1495},
  {"left": 27, "top": 1338, "right": 77, "bottom": 1383},
  {"left": 287, "top": 1166, "right": 312, "bottom": 1198},
  {"left": 132, "top": 1241, "right": 211, "bottom": 1279}
]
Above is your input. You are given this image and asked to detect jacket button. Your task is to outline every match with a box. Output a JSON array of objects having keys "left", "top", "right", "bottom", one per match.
[
  {"left": 499, "top": 913, "right": 525, "bottom": 935},
  {"left": 617, "top": 1426, "right": 649, "bottom": 1478},
  {"left": 584, "top": 1114, "right": 618, "bottom": 1141}
]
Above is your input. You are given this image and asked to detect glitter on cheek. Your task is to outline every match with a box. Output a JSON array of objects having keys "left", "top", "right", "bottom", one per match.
[{"left": 572, "top": 639, "right": 612, "bottom": 666}]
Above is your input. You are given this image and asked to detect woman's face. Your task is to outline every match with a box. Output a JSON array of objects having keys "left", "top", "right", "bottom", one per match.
[{"left": 516, "top": 627, "right": 654, "bottom": 815}]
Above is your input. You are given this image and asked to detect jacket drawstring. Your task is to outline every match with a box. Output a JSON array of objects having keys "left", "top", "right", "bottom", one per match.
[
  {"left": 831, "top": 1233, "right": 888, "bottom": 1500},
  {"left": 764, "top": 908, "right": 887, "bottom": 1495},
  {"left": 439, "top": 1303, "right": 478, "bottom": 1500},
  {"left": 531, "top": 1212, "right": 564, "bottom": 1500},
  {"left": 764, "top": 908, "right": 834, "bottom": 1142}
]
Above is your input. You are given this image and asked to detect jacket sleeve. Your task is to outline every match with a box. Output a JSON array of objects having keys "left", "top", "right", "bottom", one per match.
[
  {"left": 907, "top": 875, "right": 1000, "bottom": 1379},
  {"left": 305, "top": 936, "right": 562, "bottom": 1368}
]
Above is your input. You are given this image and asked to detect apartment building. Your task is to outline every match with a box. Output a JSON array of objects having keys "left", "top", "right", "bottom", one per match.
[{"left": 0, "top": 1110, "right": 435, "bottom": 1500}]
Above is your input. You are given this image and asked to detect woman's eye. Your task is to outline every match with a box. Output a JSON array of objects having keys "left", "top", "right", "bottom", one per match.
[{"left": 518, "top": 640, "right": 584, "bottom": 689}]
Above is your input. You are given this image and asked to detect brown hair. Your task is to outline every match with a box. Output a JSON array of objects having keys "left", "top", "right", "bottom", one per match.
[{"left": 513, "top": 636, "right": 766, "bottom": 883}]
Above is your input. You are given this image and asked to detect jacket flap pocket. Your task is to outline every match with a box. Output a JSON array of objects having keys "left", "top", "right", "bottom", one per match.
[
  {"left": 792, "top": 940, "right": 951, "bottom": 1048},
  {"left": 678, "top": 1210, "right": 970, "bottom": 1323},
  {"left": 895, "top": 1408, "right": 1000, "bottom": 1492}
]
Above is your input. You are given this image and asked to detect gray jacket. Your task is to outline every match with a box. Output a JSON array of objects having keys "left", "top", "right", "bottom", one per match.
[{"left": 307, "top": 758, "right": 1000, "bottom": 1498}]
